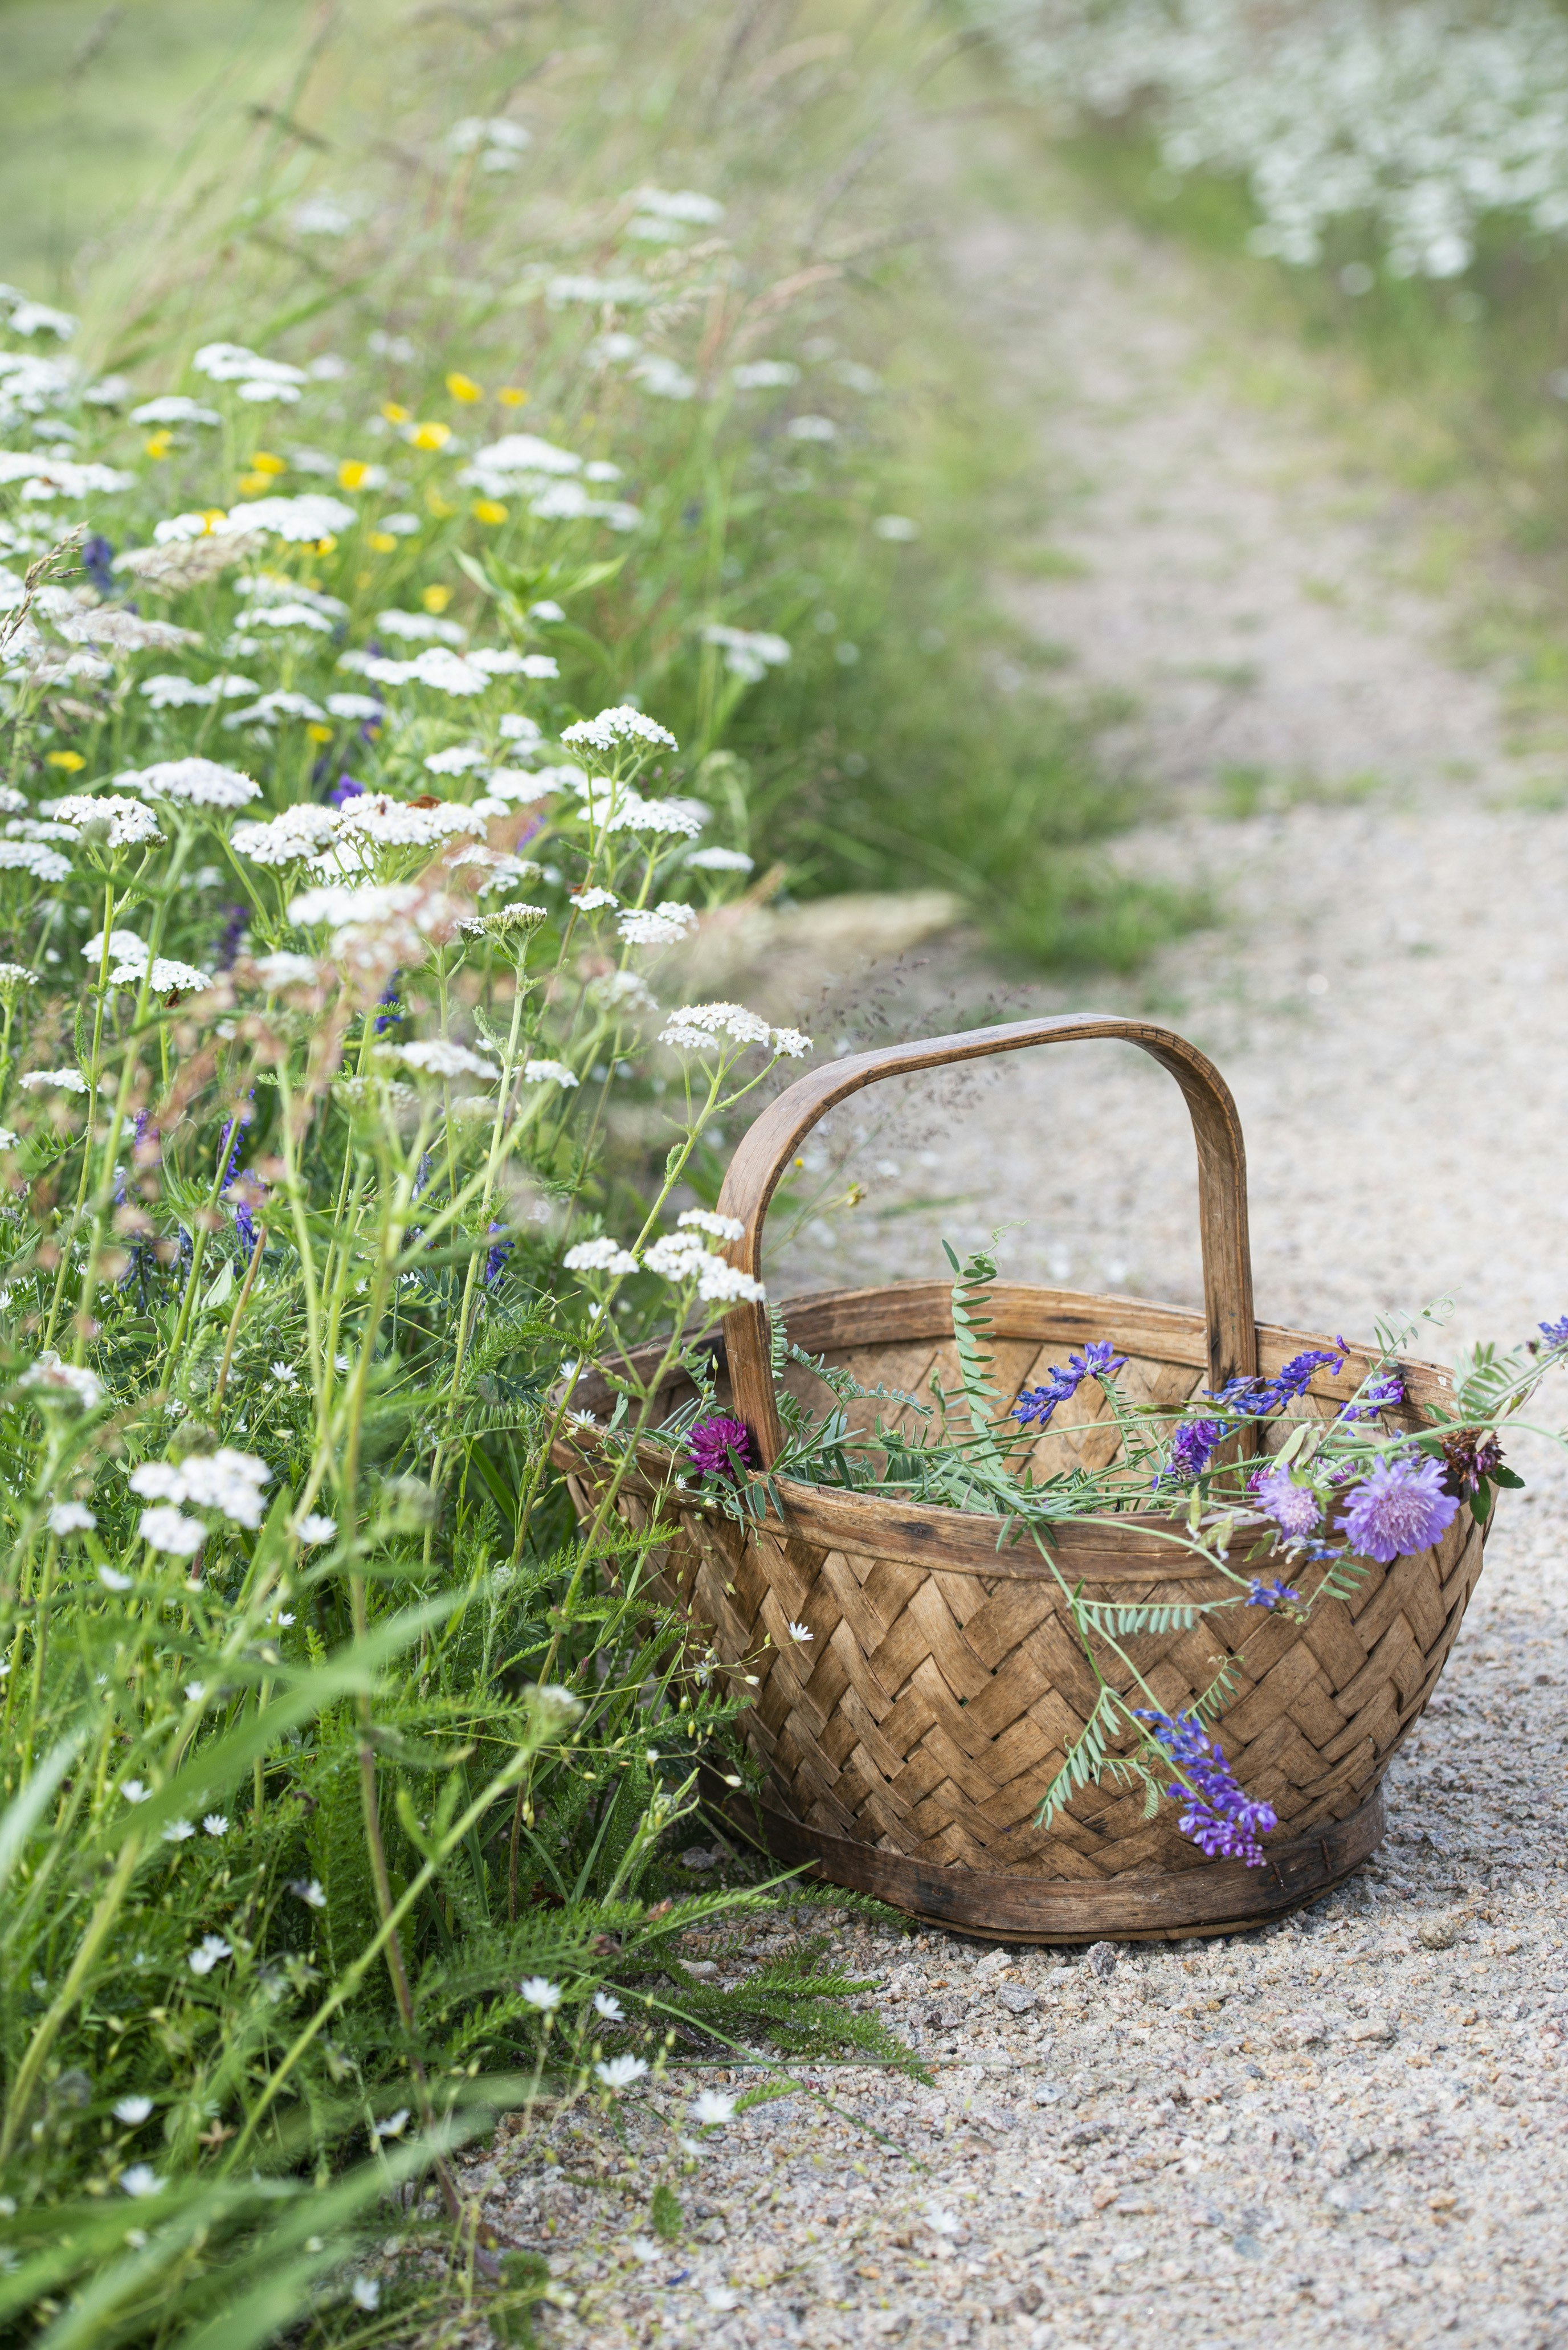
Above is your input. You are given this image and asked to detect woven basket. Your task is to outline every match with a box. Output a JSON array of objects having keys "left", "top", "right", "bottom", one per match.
[{"left": 556, "top": 1014, "right": 1486, "bottom": 1941}]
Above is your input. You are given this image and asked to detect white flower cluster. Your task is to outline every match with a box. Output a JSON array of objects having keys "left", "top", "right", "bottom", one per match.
[
  {"left": 574, "top": 782, "right": 704, "bottom": 838},
  {"left": 561, "top": 705, "right": 678, "bottom": 759},
  {"left": 701, "top": 622, "right": 792, "bottom": 682},
  {"left": 564, "top": 1209, "right": 760, "bottom": 1300},
  {"left": 192, "top": 341, "right": 308, "bottom": 402},
  {"left": 118, "top": 758, "right": 260, "bottom": 809},
  {"left": 231, "top": 805, "right": 343, "bottom": 866},
  {"left": 980, "top": 0, "right": 1568, "bottom": 276},
  {"left": 659, "top": 1001, "right": 810, "bottom": 1058},
  {"left": 130, "top": 1446, "right": 272, "bottom": 1529},
  {"left": 382, "top": 1039, "right": 500, "bottom": 1082},
  {"left": 642, "top": 1227, "right": 765, "bottom": 1302},
  {"left": 618, "top": 901, "right": 698, "bottom": 948},
  {"left": 51, "top": 795, "right": 164, "bottom": 849}
]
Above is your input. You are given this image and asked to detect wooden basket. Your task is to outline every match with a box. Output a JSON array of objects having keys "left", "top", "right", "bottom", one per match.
[{"left": 555, "top": 1015, "right": 1485, "bottom": 1941}]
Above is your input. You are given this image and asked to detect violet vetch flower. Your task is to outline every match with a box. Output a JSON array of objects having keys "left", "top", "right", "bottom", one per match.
[
  {"left": 1338, "top": 1370, "right": 1405, "bottom": 1423},
  {"left": 1540, "top": 1316, "right": 1568, "bottom": 1347},
  {"left": 1154, "top": 1417, "right": 1225, "bottom": 1486},
  {"left": 1215, "top": 1343, "right": 1348, "bottom": 1418},
  {"left": 1247, "top": 1577, "right": 1302, "bottom": 1609},
  {"left": 373, "top": 976, "right": 402, "bottom": 1035},
  {"left": 1249, "top": 1461, "right": 1322, "bottom": 1541},
  {"left": 1341, "top": 1452, "right": 1461, "bottom": 1563},
  {"left": 214, "top": 903, "right": 248, "bottom": 971},
  {"left": 328, "top": 772, "right": 364, "bottom": 807},
  {"left": 1012, "top": 1341, "right": 1127, "bottom": 1430},
  {"left": 81, "top": 534, "right": 116, "bottom": 596},
  {"left": 483, "top": 1220, "right": 512, "bottom": 1286},
  {"left": 1134, "top": 1707, "right": 1277, "bottom": 1866},
  {"left": 687, "top": 1414, "right": 750, "bottom": 1482}
]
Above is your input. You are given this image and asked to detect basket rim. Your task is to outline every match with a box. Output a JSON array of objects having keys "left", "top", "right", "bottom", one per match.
[{"left": 553, "top": 1280, "right": 1457, "bottom": 1585}]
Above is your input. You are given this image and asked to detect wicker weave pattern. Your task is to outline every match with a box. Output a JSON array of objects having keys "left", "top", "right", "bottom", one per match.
[{"left": 562, "top": 1309, "right": 1485, "bottom": 1891}]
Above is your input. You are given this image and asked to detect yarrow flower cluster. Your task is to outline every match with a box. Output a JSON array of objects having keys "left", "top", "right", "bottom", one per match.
[
  {"left": 659, "top": 1001, "right": 811, "bottom": 1058},
  {"left": 129, "top": 1447, "right": 272, "bottom": 1529},
  {"left": 1134, "top": 1707, "right": 1278, "bottom": 1865}
]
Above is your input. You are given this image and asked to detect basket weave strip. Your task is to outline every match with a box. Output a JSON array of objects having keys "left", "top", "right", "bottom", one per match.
[{"left": 565, "top": 1374, "right": 1483, "bottom": 1886}]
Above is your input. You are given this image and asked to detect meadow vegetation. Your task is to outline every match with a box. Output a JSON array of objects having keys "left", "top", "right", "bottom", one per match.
[{"left": 0, "top": 2, "right": 1166, "bottom": 2340}]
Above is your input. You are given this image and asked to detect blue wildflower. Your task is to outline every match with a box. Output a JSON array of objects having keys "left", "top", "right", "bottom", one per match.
[
  {"left": 1133, "top": 1707, "right": 1277, "bottom": 1866},
  {"left": 1540, "top": 1317, "right": 1568, "bottom": 1348},
  {"left": 214, "top": 903, "right": 248, "bottom": 972},
  {"left": 80, "top": 536, "right": 116, "bottom": 595},
  {"left": 483, "top": 1221, "right": 512, "bottom": 1287},
  {"left": 1247, "top": 1578, "right": 1302, "bottom": 1610},
  {"left": 1012, "top": 1340, "right": 1128, "bottom": 1430},
  {"left": 328, "top": 772, "right": 364, "bottom": 808},
  {"left": 1154, "top": 1417, "right": 1225, "bottom": 1486}
]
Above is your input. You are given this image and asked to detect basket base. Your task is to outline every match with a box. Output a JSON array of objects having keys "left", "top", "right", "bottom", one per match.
[{"left": 750, "top": 1785, "right": 1387, "bottom": 1944}]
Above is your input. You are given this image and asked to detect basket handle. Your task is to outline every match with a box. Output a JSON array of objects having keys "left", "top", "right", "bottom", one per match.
[{"left": 714, "top": 1011, "right": 1256, "bottom": 1467}]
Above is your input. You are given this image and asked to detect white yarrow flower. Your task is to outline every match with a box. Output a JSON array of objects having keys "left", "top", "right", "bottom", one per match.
[
  {"left": 618, "top": 901, "right": 697, "bottom": 948},
  {"left": 564, "top": 1238, "right": 639, "bottom": 1276},
  {"left": 138, "top": 1506, "right": 205, "bottom": 1557},
  {"left": 384, "top": 1039, "right": 500, "bottom": 1081},
  {"left": 677, "top": 1209, "right": 745, "bottom": 1240},
  {"left": 48, "top": 1502, "right": 96, "bottom": 1533},
  {"left": 118, "top": 758, "right": 260, "bottom": 808},
  {"left": 521, "top": 1060, "right": 579, "bottom": 1088},
  {"left": 97, "top": 1564, "right": 134, "bottom": 1592}
]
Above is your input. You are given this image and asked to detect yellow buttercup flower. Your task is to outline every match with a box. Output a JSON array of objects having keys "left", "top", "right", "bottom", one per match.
[
  {"left": 144, "top": 430, "right": 174, "bottom": 460},
  {"left": 382, "top": 401, "right": 411, "bottom": 425},
  {"left": 309, "top": 535, "right": 338, "bottom": 556},
  {"left": 199, "top": 509, "right": 227, "bottom": 531},
  {"left": 410, "top": 421, "right": 451, "bottom": 451},
  {"left": 250, "top": 452, "right": 287, "bottom": 476},
  {"left": 338, "top": 459, "right": 372, "bottom": 490},
  {"left": 306, "top": 723, "right": 333, "bottom": 744},
  {"left": 446, "top": 372, "right": 483, "bottom": 403},
  {"left": 45, "top": 750, "right": 85, "bottom": 772},
  {"left": 471, "top": 498, "right": 508, "bottom": 525},
  {"left": 370, "top": 532, "right": 398, "bottom": 553},
  {"left": 425, "top": 489, "right": 455, "bottom": 518},
  {"left": 421, "top": 584, "right": 452, "bottom": 614},
  {"left": 236, "top": 471, "right": 272, "bottom": 496},
  {"left": 497, "top": 386, "right": 528, "bottom": 407}
]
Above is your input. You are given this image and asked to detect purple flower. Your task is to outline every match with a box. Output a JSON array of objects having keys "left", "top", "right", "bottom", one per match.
[
  {"left": 214, "top": 903, "right": 248, "bottom": 972},
  {"left": 687, "top": 1415, "right": 750, "bottom": 1483},
  {"left": 232, "top": 1196, "right": 259, "bottom": 1256},
  {"left": 1341, "top": 1453, "right": 1461, "bottom": 1564},
  {"left": 1247, "top": 1578, "right": 1301, "bottom": 1610},
  {"left": 1012, "top": 1341, "right": 1128, "bottom": 1430},
  {"left": 329, "top": 772, "right": 364, "bottom": 807},
  {"left": 80, "top": 535, "right": 116, "bottom": 596},
  {"left": 1154, "top": 1417, "right": 1225, "bottom": 1487},
  {"left": 1133, "top": 1708, "right": 1277, "bottom": 1866},
  {"left": 1540, "top": 1317, "right": 1568, "bottom": 1347},
  {"left": 1338, "top": 1370, "right": 1404, "bottom": 1424},
  {"left": 1214, "top": 1344, "right": 1348, "bottom": 1418},
  {"left": 1249, "top": 1462, "right": 1322, "bottom": 1541},
  {"left": 373, "top": 976, "right": 402, "bottom": 1035},
  {"left": 483, "top": 1220, "right": 512, "bottom": 1287}
]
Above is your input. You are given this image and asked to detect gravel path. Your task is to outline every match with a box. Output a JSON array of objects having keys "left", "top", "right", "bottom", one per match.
[{"left": 491, "top": 149, "right": 1568, "bottom": 2350}]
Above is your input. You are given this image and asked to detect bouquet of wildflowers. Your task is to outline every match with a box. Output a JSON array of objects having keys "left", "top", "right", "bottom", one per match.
[{"left": 659, "top": 1237, "right": 1566, "bottom": 1872}]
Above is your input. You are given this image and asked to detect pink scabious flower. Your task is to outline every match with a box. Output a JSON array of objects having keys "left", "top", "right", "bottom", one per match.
[
  {"left": 1250, "top": 1462, "right": 1322, "bottom": 1542},
  {"left": 1342, "top": 1452, "right": 1460, "bottom": 1564},
  {"left": 687, "top": 1415, "right": 750, "bottom": 1483}
]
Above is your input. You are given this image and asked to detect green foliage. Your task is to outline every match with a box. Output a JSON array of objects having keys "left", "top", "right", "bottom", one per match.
[{"left": 649, "top": 2180, "right": 683, "bottom": 2242}]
